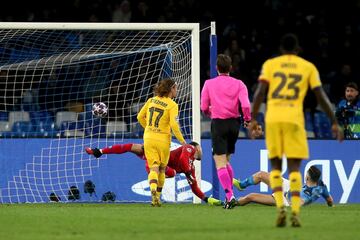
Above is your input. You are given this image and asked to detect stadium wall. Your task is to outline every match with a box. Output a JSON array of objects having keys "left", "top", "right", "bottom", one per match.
[{"left": 1, "top": 139, "right": 359, "bottom": 203}]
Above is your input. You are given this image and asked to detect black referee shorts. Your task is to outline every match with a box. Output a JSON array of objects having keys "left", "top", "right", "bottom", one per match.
[{"left": 211, "top": 118, "right": 241, "bottom": 155}]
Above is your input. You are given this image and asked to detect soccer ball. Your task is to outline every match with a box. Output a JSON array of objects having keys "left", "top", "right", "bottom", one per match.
[{"left": 92, "top": 102, "right": 108, "bottom": 118}]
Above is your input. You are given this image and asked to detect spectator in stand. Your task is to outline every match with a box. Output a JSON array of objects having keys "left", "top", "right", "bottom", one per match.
[
  {"left": 335, "top": 82, "right": 360, "bottom": 139},
  {"left": 112, "top": 0, "right": 132, "bottom": 23}
]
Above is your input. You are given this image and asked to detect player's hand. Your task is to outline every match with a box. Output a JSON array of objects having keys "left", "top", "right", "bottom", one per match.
[
  {"left": 207, "top": 197, "right": 222, "bottom": 206},
  {"left": 85, "top": 147, "right": 103, "bottom": 158},
  {"left": 332, "top": 123, "right": 344, "bottom": 142},
  {"left": 243, "top": 120, "right": 251, "bottom": 128}
]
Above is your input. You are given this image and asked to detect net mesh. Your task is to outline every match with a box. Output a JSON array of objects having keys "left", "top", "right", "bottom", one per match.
[{"left": 0, "top": 27, "right": 195, "bottom": 203}]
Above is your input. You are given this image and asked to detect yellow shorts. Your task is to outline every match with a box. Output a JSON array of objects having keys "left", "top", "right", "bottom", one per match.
[
  {"left": 144, "top": 140, "right": 170, "bottom": 169},
  {"left": 265, "top": 122, "right": 308, "bottom": 159}
]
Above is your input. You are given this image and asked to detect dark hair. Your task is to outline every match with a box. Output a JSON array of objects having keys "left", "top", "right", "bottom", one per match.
[
  {"left": 154, "top": 78, "right": 176, "bottom": 97},
  {"left": 217, "top": 54, "right": 232, "bottom": 73},
  {"left": 346, "top": 82, "right": 359, "bottom": 91},
  {"left": 308, "top": 166, "right": 321, "bottom": 182},
  {"left": 189, "top": 141, "right": 199, "bottom": 147},
  {"left": 280, "top": 33, "right": 299, "bottom": 52}
]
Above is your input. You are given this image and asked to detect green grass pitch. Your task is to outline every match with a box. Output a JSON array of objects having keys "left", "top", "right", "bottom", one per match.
[{"left": 0, "top": 203, "right": 358, "bottom": 240}]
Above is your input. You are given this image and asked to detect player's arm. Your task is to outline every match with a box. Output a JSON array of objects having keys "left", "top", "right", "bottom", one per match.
[
  {"left": 177, "top": 146, "right": 222, "bottom": 204},
  {"left": 181, "top": 149, "right": 222, "bottom": 206},
  {"left": 200, "top": 81, "right": 211, "bottom": 116},
  {"left": 239, "top": 83, "right": 251, "bottom": 122},
  {"left": 137, "top": 100, "right": 149, "bottom": 129},
  {"left": 320, "top": 182, "right": 334, "bottom": 207},
  {"left": 185, "top": 170, "right": 221, "bottom": 206},
  {"left": 169, "top": 104, "right": 186, "bottom": 144}
]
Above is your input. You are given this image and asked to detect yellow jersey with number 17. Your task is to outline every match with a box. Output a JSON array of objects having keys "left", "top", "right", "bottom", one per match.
[
  {"left": 259, "top": 54, "right": 322, "bottom": 126},
  {"left": 137, "top": 96, "right": 185, "bottom": 144}
]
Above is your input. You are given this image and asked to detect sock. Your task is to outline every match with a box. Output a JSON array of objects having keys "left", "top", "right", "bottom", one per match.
[
  {"left": 148, "top": 170, "right": 158, "bottom": 192},
  {"left": 157, "top": 172, "right": 165, "bottom": 196},
  {"left": 270, "top": 170, "right": 284, "bottom": 208},
  {"left": 217, "top": 167, "right": 233, "bottom": 201},
  {"left": 226, "top": 163, "right": 234, "bottom": 183},
  {"left": 289, "top": 171, "right": 302, "bottom": 214},
  {"left": 240, "top": 176, "right": 255, "bottom": 189},
  {"left": 101, "top": 144, "right": 132, "bottom": 154}
]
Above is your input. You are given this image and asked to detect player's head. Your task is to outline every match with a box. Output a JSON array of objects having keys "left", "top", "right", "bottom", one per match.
[
  {"left": 216, "top": 54, "right": 232, "bottom": 74},
  {"left": 280, "top": 33, "right": 300, "bottom": 54},
  {"left": 189, "top": 141, "right": 202, "bottom": 160},
  {"left": 154, "top": 78, "right": 177, "bottom": 98},
  {"left": 306, "top": 166, "right": 321, "bottom": 183},
  {"left": 345, "top": 82, "right": 359, "bottom": 102}
]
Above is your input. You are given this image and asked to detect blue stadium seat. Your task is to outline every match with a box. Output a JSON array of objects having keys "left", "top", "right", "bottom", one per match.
[
  {"left": 314, "top": 112, "right": 332, "bottom": 139},
  {"left": 0, "top": 111, "right": 8, "bottom": 121},
  {"left": 304, "top": 111, "right": 314, "bottom": 131},
  {"left": 59, "top": 121, "right": 85, "bottom": 137},
  {"left": 11, "top": 121, "right": 33, "bottom": 137},
  {"left": 130, "top": 122, "right": 144, "bottom": 138},
  {"left": 256, "top": 112, "right": 265, "bottom": 126},
  {"left": 201, "top": 131, "right": 211, "bottom": 138},
  {"left": 84, "top": 118, "right": 106, "bottom": 137},
  {"left": 36, "top": 120, "right": 57, "bottom": 137},
  {"left": 30, "top": 111, "right": 53, "bottom": 127}
]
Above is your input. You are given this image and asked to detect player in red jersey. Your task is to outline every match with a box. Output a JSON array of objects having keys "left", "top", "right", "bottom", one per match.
[{"left": 85, "top": 141, "right": 222, "bottom": 206}]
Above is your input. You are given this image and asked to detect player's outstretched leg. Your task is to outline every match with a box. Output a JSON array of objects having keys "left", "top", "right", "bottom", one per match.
[
  {"left": 85, "top": 147, "right": 103, "bottom": 158},
  {"left": 233, "top": 171, "right": 268, "bottom": 192},
  {"left": 232, "top": 178, "right": 244, "bottom": 191},
  {"left": 276, "top": 207, "right": 287, "bottom": 227}
]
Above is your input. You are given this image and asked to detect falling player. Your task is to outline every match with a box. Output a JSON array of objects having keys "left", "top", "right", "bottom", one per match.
[
  {"left": 85, "top": 141, "right": 222, "bottom": 206},
  {"left": 233, "top": 166, "right": 334, "bottom": 207}
]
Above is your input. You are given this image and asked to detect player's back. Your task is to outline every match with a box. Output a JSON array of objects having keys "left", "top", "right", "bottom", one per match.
[
  {"left": 143, "top": 96, "right": 177, "bottom": 142},
  {"left": 167, "top": 144, "right": 195, "bottom": 172},
  {"left": 260, "top": 54, "right": 321, "bottom": 125},
  {"left": 203, "top": 75, "right": 247, "bottom": 119}
]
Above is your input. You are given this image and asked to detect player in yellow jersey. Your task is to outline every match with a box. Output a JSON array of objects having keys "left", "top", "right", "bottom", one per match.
[
  {"left": 249, "top": 33, "right": 343, "bottom": 227},
  {"left": 137, "top": 78, "right": 186, "bottom": 206}
]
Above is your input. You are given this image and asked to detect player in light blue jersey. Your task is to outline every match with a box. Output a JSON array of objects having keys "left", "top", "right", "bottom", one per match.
[{"left": 233, "top": 166, "right": 334, "bottom": 207}]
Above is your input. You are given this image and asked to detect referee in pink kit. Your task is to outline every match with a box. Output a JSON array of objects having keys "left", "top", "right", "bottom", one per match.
[{"left": 201, "top": 54, "right": 251, "bottom": 209}]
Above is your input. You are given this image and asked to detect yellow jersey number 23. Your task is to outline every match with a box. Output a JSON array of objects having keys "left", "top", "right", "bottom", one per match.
[{"left": 271, "top": 72, "right": 302, "bottom": 100}]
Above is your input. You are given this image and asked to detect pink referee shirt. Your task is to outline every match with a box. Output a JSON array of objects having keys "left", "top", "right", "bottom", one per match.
[{"left": 200, "top": 74, "right": 251, "bottom": 121}]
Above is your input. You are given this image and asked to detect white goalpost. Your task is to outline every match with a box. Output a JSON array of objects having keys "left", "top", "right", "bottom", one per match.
[{"left": 0, "top": 22, "right": 200, "bottom": 203}]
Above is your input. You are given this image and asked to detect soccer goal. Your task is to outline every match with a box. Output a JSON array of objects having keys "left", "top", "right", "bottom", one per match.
[{"left": 0, "top": 22, "right": 200, "bottom": 203}]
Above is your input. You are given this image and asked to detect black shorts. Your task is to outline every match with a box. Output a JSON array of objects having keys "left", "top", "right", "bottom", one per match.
[{"left": 211, "top": 118, "right": 241, "bottom": 155}]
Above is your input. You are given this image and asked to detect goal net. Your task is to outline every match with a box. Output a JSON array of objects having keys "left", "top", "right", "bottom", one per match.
[{"left": 0, "top": 23, "right": 200, "bottom": 203}]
